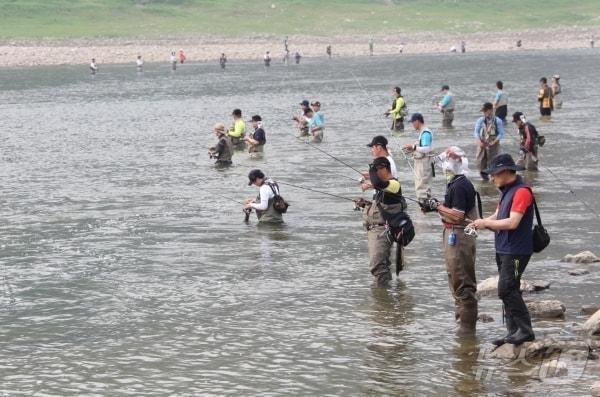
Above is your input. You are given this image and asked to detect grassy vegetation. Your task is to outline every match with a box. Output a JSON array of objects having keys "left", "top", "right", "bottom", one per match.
[{"left": 0, "top": 0, "right": 599, "bottom": 39}]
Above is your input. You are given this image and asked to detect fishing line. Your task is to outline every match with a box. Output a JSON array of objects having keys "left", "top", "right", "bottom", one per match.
[
  {"left": 292, "top": 136, "right": 364, "bottom": 175},
  {"left": 277, "top": 180, "right": 357, "bottom": 202}
]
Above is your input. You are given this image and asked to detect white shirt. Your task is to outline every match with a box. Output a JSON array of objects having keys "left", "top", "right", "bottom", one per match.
[
  {"left": 387, "top": 155, "right": 398, "bottom": 178},
  {"left": 136, "top": 59, "right": 143, "bottom": 67},
  {"left": 251, "top": 180, "right": 278, "bottom": 210}
]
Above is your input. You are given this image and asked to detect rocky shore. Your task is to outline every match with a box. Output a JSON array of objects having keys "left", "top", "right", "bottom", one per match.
[{"left": 0, "top": 27, "right": 598, "bottom": 67}]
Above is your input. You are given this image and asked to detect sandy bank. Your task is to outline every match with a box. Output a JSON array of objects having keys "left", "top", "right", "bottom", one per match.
[{"left": 0, "top": 28, "right": 598, "bottom": 67}]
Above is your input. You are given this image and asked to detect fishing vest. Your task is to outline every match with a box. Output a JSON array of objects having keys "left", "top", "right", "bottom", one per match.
[
  {"left": 413, "top": 129, "right": 433, "bottom": 159},
  {"left": 255, "top": 181, "right": 283, "bottom": 223},
  {"left": 495, "top": 176, "right": 534, "bottom": 255},
  {"left": 217, "top": 135, "right": 233, "bottom": 163},
  {"left": 539, "top": 87, "right": 553, "bottom": 109},
  {"left": 364, "top": 180, "right": 407, "bottom": 226},
  {"left": 443, "top": 94, "right": 455, "bottom": 111},
  {"left": 479, "top": 117, "right": 498, "bottom": 143}
]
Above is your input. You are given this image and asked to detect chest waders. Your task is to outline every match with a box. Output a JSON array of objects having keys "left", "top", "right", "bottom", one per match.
[{"left": 255, "top": 192, "right": 283, "bottom": 224}]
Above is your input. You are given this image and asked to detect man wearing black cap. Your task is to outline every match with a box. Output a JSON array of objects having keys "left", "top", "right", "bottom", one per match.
[
  {"left": 438, "top": 85, "right": 455, "bottom": 127},
  {"left": 362, "top": 136, "right": 398, "bottom": 187},
  {"left": 244, "top": 115, "right": 267, "bottom": 156},
  {"left": 403, "top": 113, "right": 434, "bottom": 202},
  {"left": 292, "top": 100, "right": 310, "bottom": 137},
  {"left": 474, "top": 102, "right": 504, "bottom": 181},
  {"left": 467, "top": 153, "right": 536, "bottom": 346},
  {"left": 228, "top": 109, "right": 247, "bottom": 150},
  {"left": 244, "top": 169, "right": 284, "bottom": 224},
  {"left": 358, "top": 157, "right": 408, "bottom": 286},
  {"left": 513, "top": 112, "right": 540, "bottom": 171}
]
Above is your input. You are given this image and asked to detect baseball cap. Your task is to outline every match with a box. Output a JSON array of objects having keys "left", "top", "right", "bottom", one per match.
[{"left": 366, "top": 135, "right": 388, "bottom": 148}]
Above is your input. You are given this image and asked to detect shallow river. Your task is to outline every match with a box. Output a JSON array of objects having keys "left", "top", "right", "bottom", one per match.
[{"left": 1, "top": 49, "right": 599, "bottom": 396}]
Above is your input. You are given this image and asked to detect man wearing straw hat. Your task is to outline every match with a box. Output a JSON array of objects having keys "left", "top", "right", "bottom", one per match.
[{"left": 208, "top": 123, "right": 233, "bottom": 166}]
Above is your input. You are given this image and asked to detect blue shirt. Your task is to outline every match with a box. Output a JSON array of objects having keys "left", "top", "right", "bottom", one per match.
[
  {"left": 473, "top": 116, "right": 504, "bottom": 140},
  {"left": 440, "top": 94, "right": 452, "bottom": 107},
  {"left": 308, "top": 113, "right": 323, "bottom": 129},
  {"left": 419, "top": 130, "right": 432, "bottom": 147}
]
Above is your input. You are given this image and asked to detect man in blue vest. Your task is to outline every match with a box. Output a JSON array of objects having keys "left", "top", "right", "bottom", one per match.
[
  {"left": 403, "top": 113, "right": 434, "bottom": 203},
  {"left": 474, "top": 102, "right": 504, "bottom": 181},
  {"left": 467, "top": 154, "right": 535, "bottom": 346}
]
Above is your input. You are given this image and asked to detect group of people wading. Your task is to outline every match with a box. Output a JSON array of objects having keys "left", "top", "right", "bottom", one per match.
[{"left": 208, "top": 74, "right": 558, "bottom": 347}]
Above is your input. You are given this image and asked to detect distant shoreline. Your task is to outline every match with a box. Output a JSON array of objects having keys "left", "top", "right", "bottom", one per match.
[{"left": 0, "top": 28, "right": 598, "bottom": 67}]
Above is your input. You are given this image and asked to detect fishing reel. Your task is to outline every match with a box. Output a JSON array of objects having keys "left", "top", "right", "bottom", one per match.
[
  {"left": 353, "top": 198, "right": 370, "bottom": 211},
  {"left": 464, "top": 226, "right": 478, "bottom": 238},
  {"left": 243, "top": 208, "right": 252, "bottom": 215},
  {"left": 419, "top": 198, "right": 440, "bottom": 213}
]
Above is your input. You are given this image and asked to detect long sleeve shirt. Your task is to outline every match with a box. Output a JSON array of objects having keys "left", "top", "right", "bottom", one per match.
[
  {"left": 473, "top": 116, "right": 505, "bottom": 140},
  {"left": 250, "top": 181, "right": 278, "bottom": 210}
]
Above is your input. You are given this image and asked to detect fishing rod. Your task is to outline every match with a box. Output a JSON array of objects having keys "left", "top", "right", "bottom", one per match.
[
  {"left": 211, "top": 192, "right": 253, "bottom": 222},
  {"left": 292, "top": 136, "right": 364, "bottom": 175},
  {"left": 505, "top": 129, "right": 600, "bottom": 219},
  {"left": 277, "top": 180, "right": 357, "bottom": 202},
  {"left": 313, "top": 166, "right": 360, "bottom": 182},
  {"left": 347, "top": 69, "right": 416, "bottom": 174}
]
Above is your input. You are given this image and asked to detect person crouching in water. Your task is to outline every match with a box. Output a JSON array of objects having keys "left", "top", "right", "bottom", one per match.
[
  {"left": 228, "top": 108, "right": 246, "bottom": 150},
  {"left": 467, "top": 153, "right": 536, "bottom": 346},
  {"left": 208, "top": 123, "right": 233, "bottom": 166},
  {"left": 244, "top": 169, "right": 284, "bottom": 224},
  {"left": 421, "top": 147, "right": 480, "bottom": 335},
  {"left": 244, "top": 115, "right": 266, "bottom": 157},
  {"left": 356, "top": 157, "right": 408, "bottom": 286}
]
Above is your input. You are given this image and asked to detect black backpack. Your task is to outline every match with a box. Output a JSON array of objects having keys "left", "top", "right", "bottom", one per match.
[
  {"left": 267, "top": 182, "right": 289, "bottom": 214},
  {"left": 377, "top": 202, "right": 415, "bottom": 247}
]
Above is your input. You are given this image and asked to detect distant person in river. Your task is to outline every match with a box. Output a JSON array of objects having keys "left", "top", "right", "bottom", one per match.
[
  {"left": 467, "top": 153, "right": 536, "bottom": 347},
  {"left": 310, "top": 100, "right": 324, "bottom": 136},
  {"left": 208, "top": 123, "right": 233, "bottom": 166},
  {"left": 244, "top": 169, "right": 285, "bottom": 224},
  {"left": 90, "top": 58, "right": 98, "bottom": 75},
  {"left": 460, "top": 41, "right": 466, "bottom": 53},
  {"left": 403, "top": 113, "right": 434, "bottom": 203},
  {"left": 292, "top": 100, "right": 310, "bottom": 137},
  {"left": 369, "top": 38, "right": 374, "bottom": 56},
  {"left": 303, "top": 107, "right": 324, "bottom": 143},
  {"left": 385, "top": 86, "right": 407, "bottom": 131},
  {"left": 538, "top": 77, "right": 553, "bottom": 117},
  {"left": 219, "top": 53, "right": 227, "bottom": 69},
  {"left": 493, "top": 81, "right": 508, "bottom": 123},
  {"left": 294, "top": 51, "right": 302, "bottom": 64},
  {"left": 264, "top": 51, "right": 272, "bottom": 67},
  {"left": 516, "top": 39, "right": 522, "bottom": 48},
  {"left": 136, "top": 55, "right": 143, "bottom": 72},
  {"left": 228, "top": 109, "right": 246, "bottom": 150},
  {"left": 243, "top": 115, "right": 266, "bottom": 156},
  {"left": 170, "top": 51, "right": 177, "bottom": 70},
  {"left": 513, "top": 112, "right": 542, "bottom": 171},
  {"left": 326, "top": 45, "right": 332, "bottom": 58},
  {"left": 178, "top": 49, "right": 187, "bottom": 64},
  {"left": 551, "top": 75, "right": 562, "bottom": 109},
  {"left": 474, "top": 102, "right": 504, "bottom": 181},
  {"left": 438, "top": 85, "right": 455, "bottom": 128}
]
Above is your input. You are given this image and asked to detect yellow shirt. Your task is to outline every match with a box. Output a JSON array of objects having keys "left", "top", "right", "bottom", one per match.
[
  {"left": 389, "top": 97, "right": 405, "bottom": 120},
  {"left": 384, "top": 179, "right": 401, "bottom": 194},
  {"left": 228, "top": 119, "right": 246, "bottom": 138}
]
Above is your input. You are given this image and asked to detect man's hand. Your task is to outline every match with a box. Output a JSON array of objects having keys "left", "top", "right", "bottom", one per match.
[
  {"left": 467, "top": 218, "right": 487, "bottom": 230},
  {"left": 402, "top": 143, "right": 415, "bottom": 152},
  {"left": 361, "top": 182, "right": 373, "bottom": 191}
]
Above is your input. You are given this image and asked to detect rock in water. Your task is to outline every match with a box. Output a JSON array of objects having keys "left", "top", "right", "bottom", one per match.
[
  {"left": 477, "top": 313, "right": 494, "bottom": 323},
  {"left": 568, "top": 268, "right": 590, "bottom": 276},
  {"left": 527, "top": 300, "right": 566, "bottom": 318},
  {"left": 476, "top": 276, "right": 550, "bottom": 298},
  {"left": 583, "top": 309, "right": 600, "bottom": 336},
  {"left": 561, "top": 251, "right": 600, "bottom": 264},
  {"left": 581, "top": 305, "right": 600, "bottom": 316},
  {"left": 490, "top": 338, "right": 561, "bottom": 360},
  {"left": 591, "top": 382, "right": 600, "bottom": 397}
]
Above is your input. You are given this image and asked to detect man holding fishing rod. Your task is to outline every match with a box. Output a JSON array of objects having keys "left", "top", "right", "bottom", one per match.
[{"left": 421, "top": 146, "right": 480, "bottom": 336}]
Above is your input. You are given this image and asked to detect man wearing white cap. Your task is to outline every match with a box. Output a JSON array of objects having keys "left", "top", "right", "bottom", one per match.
[
  {"left": 421, "top": 146, "right": 480, "bottom": 335},
  {"left": 551, "top": 75, "right": 562, "bottom": 109}
]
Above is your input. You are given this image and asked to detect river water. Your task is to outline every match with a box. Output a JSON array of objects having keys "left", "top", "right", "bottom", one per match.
[{"left": 1, "top": 49, "right": 599, "bottom": 396}]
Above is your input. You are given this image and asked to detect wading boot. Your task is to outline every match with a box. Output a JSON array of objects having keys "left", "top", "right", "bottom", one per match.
[
  {"left": 492, "top": 315, "right": 518, "bottom": 347},
  {"left": 504, "top": 314, "right": 535, "bottom": 346}
]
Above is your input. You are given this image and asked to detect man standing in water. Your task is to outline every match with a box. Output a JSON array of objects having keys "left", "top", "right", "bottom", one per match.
[
  {"left": 538, "top": 77, "right": 553, "bottom": 117},
  {"left": 304, "top": 107, "right": 324, "bottom": 143},
  {"left": 467, "top": 154, "right": 536, "bottom": 346},
  {"left": 178, "top": 49, "right": 187, "bottom": 64},
  {"left": 208, "top": 123, "right": 233, "bottom": 166},
  {"left": 403, "top": 113, "right": 434, "bottom": 203},
  {"left": 228, "top": 109, "right": 246, "bottom": 150},
  {"left": 357, "top": 157, "right": 408, "bottom": 286},
  {"left": 292, "top": 100, "right": 310, "bottom": 137},
  {"left": 386, "top": 86, "right": 407, "bottom": 131},
  {"left": 170, "top": 51, "right": 177, "bottom": 71},
  {"left": 513, "top": 112, "right": 540, "bottom": 171},
  {"left": 551, "top": 75, "right": 562, "bottom": 109},
  {"left": 219, "top": 53, "right": 227, "bottom": 69},
  {"left": 369, "top": 38, "right": 374, "bottom": 56},
  {"left": 244, "top": 115, "right": 267, "bottom": 156},
  {"left": 493, "top": 81, "right": 508, "bottom": 123},
  {"left": 474, "top": 102, "right": 504, "bottom": 181},
  {"left": 244, "top": 169, "right": 284, "bottom": 224},
  {"left": 438, "top": 85, "right": 455, "bottom": 128},
  {"left": 90, "top": 58, "right": 98, "bottom": 75},
  {"left": 264, "top": 51, "right": 272, "bottom": 67},
  {"left": 421, "top": 146, "right": 479, "bottom": 335},
  {"left": 326, "top": 45, "right": 332, "bottom": 58},
  {"left": 136, "top": 55, "right": 143, "bottom": 73}
]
